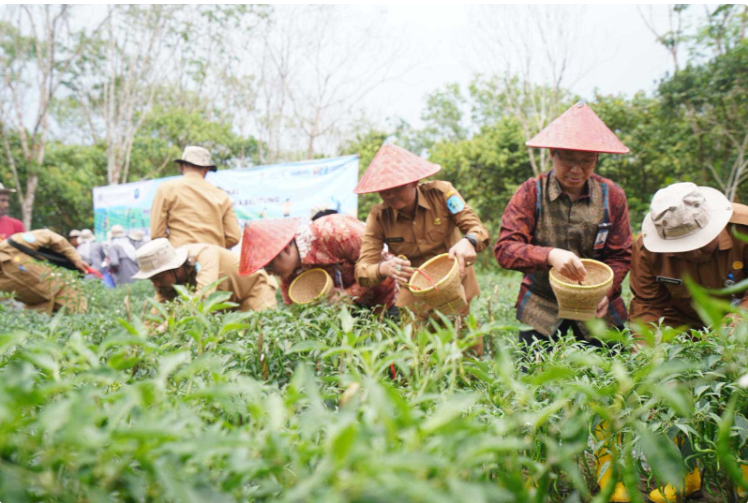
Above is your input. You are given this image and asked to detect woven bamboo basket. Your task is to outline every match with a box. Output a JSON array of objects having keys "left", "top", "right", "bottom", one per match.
[
  {"left": 408, "top": 253, "right": 467, "bottom": 315},
  {"left": 289, "top": 268, "right": 333, "bottom": 304},
  {"left": 549, "top": 258, "right": 613, "bottom": 321}
]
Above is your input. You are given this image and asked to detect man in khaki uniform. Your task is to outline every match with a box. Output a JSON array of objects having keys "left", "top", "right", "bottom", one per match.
[
  {"left": 630, "top": 182, "right": 748, "bottom": 330},
  {"left": 0, "top": 229, "right": 88, "bottom": 313},
  {"left": 354, "top": 145, "right": 490, "bottom": 317},
  {"left": 133, "top": 238, "right": 277, "bottom": 312},
  {"left": 150, "top": 146, "right": 241, "bottom": 249},
  {"left": 629, "top": 182, "right": 748, "bottom": 503}
]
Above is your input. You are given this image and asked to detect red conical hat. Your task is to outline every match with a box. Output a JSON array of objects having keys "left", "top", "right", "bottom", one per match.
[
  {"left": 526, "top": 101, "right": 629, "bottom": 154},
  {"left": 239, "top": 218, "right": 299, "bottom": 276},
  {"left": 354, "top": 144, "right": 441, "bottom": 194}
]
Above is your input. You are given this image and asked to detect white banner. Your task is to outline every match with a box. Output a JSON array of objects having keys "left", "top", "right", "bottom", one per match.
[{"left": 93, "top": 155, "right": 359, "bottom": 241}]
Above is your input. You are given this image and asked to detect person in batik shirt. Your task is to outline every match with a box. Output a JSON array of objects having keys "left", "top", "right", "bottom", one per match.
[{"left": 240, "top": 213, "right": 398, "bottom": 313}]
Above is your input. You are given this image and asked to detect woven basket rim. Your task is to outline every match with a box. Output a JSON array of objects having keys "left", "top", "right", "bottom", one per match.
[
  {"left": 407, "top": 253, "right": 458, "bottom": 294},
  {"left": 288, "top": 268, "right": 332, "bottom": 304},
  {"left": 549, "top": 258, "right": 614, "bottom": 290}
]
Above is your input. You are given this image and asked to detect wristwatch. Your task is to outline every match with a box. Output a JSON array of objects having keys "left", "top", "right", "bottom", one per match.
[{"left": 464, "top": 233, "right": 478, "bottom": 248}]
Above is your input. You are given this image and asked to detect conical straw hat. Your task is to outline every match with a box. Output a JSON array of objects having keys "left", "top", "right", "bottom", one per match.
[
  {"left": 354, "top": 145, "right": 441, "bottom": 194},
  {"left": 526, "top": 101, "right": 629, "bottom": 154},
  {"left": 239, "top": 218, "right": 299, "bottom": 276}
]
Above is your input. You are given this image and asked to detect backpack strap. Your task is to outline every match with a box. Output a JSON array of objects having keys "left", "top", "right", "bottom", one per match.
[{"left": 7, "top": 237, "right": 79, "bottom": 272}]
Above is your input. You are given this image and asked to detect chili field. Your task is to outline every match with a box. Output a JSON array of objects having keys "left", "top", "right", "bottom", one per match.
[{"left": 1, "top": 271, "right": 747, "bottom": 502}]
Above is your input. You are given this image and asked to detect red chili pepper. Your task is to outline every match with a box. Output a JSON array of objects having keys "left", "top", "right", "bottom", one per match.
[{"left": 86, "top": 267, "right": 103, "bottom": 279}]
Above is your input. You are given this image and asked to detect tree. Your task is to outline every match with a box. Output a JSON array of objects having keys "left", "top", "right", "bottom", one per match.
[
  {"left": 656, "top": 5, "right": 748, "bottom": 201},
  {"left": 0, "top": 5, "right": 106, "bottom": 228},
  {"left": 469, "top": 5, "right": 593, "bottom": 176}
]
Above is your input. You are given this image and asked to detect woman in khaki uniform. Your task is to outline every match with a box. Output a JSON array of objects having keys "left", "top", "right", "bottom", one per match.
[{"left": 354, "top": 145, "right": 490, "bottom": 318}]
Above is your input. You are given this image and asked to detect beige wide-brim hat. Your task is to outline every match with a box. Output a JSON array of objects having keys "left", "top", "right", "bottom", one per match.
[
  {"left": 69, "top": 229, "right": 81, "bottom": 238},
  {"left": 174, "top": 145, "right": 217, "bottom": 172},
  {"left": 642, "top": 182, "right": 733, "bottom": 254},
  {"left": 133, "top": 238, "right": 188, "bottom": 280},
  {"left": 0, "top": 182, "right": 15, "bottom": 195},
  {"left": 110, "top": 224, "right": 126, "bottom": 238},
  {"left": 79, "top": 229, "right": 95, "bottom": 242}
]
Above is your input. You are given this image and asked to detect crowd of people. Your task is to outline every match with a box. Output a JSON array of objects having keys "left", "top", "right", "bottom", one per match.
[{"left": 0, "top": 101, "right": 746, "bottom": 502}]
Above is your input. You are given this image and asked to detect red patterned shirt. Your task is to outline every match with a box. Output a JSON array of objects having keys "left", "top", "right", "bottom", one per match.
[
  {"left": 494, "top": 171, "right": 632, "bottom": 331},
  {"left": 280, "top": 214, "right": 398, "bottom": 310}
]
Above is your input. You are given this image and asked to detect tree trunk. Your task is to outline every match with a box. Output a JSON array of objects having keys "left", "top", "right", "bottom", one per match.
[{"left": 21, "top": 173, "right": 38, "bottom": 229}]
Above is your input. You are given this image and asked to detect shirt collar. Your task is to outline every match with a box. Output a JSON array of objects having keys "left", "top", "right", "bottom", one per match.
[
  {"left": 393, "top": 184, "right": 430, "bottom": 221},
  {"left": 718, "top": 228, "right": 733, "bottom": 251},
  {"left": 548, "top": 170, "right": 592, "bottom": 202}
]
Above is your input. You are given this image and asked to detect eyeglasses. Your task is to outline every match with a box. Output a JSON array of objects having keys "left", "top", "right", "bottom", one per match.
[{"left": 554, "top": 150, "right": 598, "bottom": 169}]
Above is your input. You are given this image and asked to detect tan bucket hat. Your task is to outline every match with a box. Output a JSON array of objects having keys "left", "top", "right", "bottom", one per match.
[
  {"left": 79, "top": 229, "right": 95, "bottom": 242},
  {"left": 642, "top": 182, "right": 733, "bottom": 254},
  {"left": 129, "top": 229, "right": 145, "bottom": 241},
  {"left": 174, "top": 146, "right": 217, "bottom": 172},
  {"left": 110, "top": 224, "right": 126, "bottom": 238},
  {"left": 69, "top": 229, "right": 81, "bottom": 238},
  {"left": 133, "top": 238, "right": 188, "bottom": 280},
  {"left": 0, "top": 182, "right": 15, "bottom": 195}
]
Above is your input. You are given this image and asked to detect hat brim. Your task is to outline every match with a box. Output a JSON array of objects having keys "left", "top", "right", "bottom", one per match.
[
  {"left": 353, "top": 165, "right": 441, "bottom": 194},
  {"left": 174, "top": 160, "right": 217, "bottom": 172},
  {"left": 132, "top": 248, "right": 188, "bottom": 280},
  {"left": 0, "top": 188, "right": 16, "bottom": 195},
  {"left": 642, "top": 187, "right": 734, "bottom": 253}
]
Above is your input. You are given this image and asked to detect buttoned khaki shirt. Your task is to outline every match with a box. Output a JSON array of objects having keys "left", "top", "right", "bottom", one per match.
[
  {"left": 150, "top": 171, "right": 241, "bottom": 249},
  {"left": 154, "top": 243, "right": 277, "bottom": 312},
  {"left": 0, "top": 229, "right": 86, "bottom": 312},
  {"left": 355, "top": 181, "right": 490, "bottom": 311},
  {"left": 629, "top": 203, "right": 748, "bottom": 330}
]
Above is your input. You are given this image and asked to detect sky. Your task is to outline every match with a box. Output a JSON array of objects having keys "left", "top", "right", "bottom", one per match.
[{"left": 360, "top": 4, "right": 699, "bottom": 130}]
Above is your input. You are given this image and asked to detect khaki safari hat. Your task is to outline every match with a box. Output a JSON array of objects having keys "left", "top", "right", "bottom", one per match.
[
  {"left": 133, "top": 238, "right": 188, "bottom": 280},
  {"left": 69, "top": 229, "right": 81, "bottom": 238},
  {"left": 642, "top": 182, "right": 733, "bottom": 254},
  {"left": 0, "top": 182, "right": 15, "bottom": 194},
  {"left": 174, "top": 146, "right": 217, "bottom": 172},
  {"left": 110, "top": 224, "right": 126, "bottom": 238},
  {"left": 129, "top": 229, "right": 145, "bottom": 241}
]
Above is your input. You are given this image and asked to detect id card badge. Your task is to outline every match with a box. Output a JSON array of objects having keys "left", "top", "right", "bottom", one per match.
[{"left": 594, "top": 223, "right": 612, "bottom": 251}]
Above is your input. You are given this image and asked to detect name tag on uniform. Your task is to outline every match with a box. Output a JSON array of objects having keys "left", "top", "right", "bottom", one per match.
[
  {"left": 593, "top": 223, "right": 612, "bottom": 251},
  {"left": 656, "top": 276, "right": 682, "bottom": 285},
  {"left": 385, "top": 237, "right": 404, "bottom": 243}
]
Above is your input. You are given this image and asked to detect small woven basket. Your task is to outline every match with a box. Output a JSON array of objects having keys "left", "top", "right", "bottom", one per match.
[
  {"left": 408, "top": 253, "right": 467, "bottom": 314},
  {"left": 289, "top": 268, "right": 333, "bottom": 304},
  {"left": 549, "top": 258, "right": 613, "bottom": 321}
]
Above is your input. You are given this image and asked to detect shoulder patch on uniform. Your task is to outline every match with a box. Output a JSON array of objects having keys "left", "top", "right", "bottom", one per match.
[
  {"left": 445, "top": 190, "right": 456, "bottom": 199},
  {"left": 446, "top": 195, "right": 465, "bottom": 214},
  {"left": 21, "top": 233, "right": 36, "bottom": 243}
]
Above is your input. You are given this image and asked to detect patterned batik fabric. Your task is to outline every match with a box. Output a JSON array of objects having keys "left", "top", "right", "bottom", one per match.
[
  {"left": 281, "top": 214, "right": 398, "bottom": 310},
  {"left": 495, "top": 171, "right": 632, "bottom": 337}
]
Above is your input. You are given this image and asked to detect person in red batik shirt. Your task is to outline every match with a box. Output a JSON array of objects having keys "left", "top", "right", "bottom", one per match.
[
  {"left": 240, "top": 213, "right": 398, "bottom": 314},
  {"left": 494, "top": 102, "right": 633, "bottom": 347}
]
